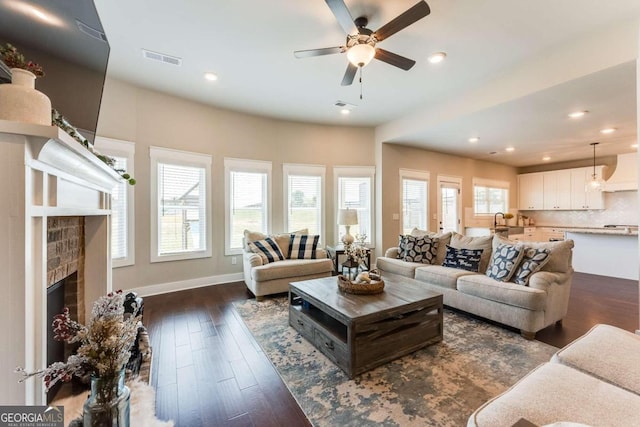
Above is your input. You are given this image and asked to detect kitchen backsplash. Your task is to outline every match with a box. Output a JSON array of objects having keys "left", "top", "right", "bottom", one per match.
[{"left": 526, "top": 191, "right": 638, "bottom": 227}]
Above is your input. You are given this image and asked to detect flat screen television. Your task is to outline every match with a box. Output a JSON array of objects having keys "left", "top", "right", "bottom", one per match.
[{"left": 0, "top": 0, "right": 109, "bottom": 142}]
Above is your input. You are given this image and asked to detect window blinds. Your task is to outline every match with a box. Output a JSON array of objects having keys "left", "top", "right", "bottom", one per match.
[
  {"left": 338, "top": 176, "right": 371, "bottom": 243},
  {"left": 402, "top": 178, "right": 428, "bottom": 234},
  {"left": 287, "top": 174, "right": 322, "bottom": 235},
  {"left": 230, "top": 170, "right": 267, "bottom": 249},
  {"left": 111, "top": 155, "right": 128, "bottom": 260}
]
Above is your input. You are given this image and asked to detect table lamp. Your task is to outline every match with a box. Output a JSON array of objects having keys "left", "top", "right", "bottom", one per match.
[{"left": 337, "top": 208, "right": 358, "bottom": 245}]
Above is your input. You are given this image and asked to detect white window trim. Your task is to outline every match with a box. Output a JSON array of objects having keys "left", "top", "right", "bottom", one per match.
[
  {"left": 150, "top": 146, "right": 212, "bottom": 263},
  {"left": 472, "top": 177, "right": 510, "bottom": 217},
  {"left": 283, "top": 163, "right": 326, "bottom": 244},
  {"left": 333, "top": 166, "right": 375, "bottom": 247},
  {"left": 224, "top": 158, "right": 272, "bottom": 255},
  {"left": 94, "top": 136, "right": 135, "bottom": 268},
  {"left": 399, "top": 168, "right": 431, "bottom": 234}
]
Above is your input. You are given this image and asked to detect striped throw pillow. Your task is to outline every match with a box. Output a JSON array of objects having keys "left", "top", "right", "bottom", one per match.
[
  {"left": 288, "top": 234, "right": 319, "bottom": 259},
  {"left": 248, "top": 237, "right": 285, "bottom": 264}
]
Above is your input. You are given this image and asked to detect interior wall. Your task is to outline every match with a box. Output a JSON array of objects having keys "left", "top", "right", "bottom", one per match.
[
  {"left": 96, "top": 78, "right": 375, "bottom": 290},
  {"left": 379, "top": 143, "right": 519, "bottom": 253}
]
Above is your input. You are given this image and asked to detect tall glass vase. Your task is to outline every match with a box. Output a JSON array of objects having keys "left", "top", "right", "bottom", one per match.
[{"left": 83, "top": 369, "right": 130, "bottom": 427}]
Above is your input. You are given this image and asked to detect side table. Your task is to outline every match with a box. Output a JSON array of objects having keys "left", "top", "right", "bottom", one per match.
[{"left": 326, "top": 244, "right": 371, "bottom": 275}]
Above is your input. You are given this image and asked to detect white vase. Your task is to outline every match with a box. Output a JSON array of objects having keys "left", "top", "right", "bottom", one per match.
[{"left": 0, "top": 68, "right": 51, "bottom": 125}]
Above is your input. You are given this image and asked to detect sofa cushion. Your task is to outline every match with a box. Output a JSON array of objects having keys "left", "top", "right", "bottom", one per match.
[
  {"left": 511, "top": 247, "right": 551, "bottom": 286},
  {"left": 414, "top": 265, "right": 476, "bottom": 289},
  {"left": 248, "top": 237, "right": 285, "bottom": 264},
  {"left": 457, "top": 274, "right": 547, "bottom": 311},
  {"left": 486, "top": 243, "right": 524, "bottom": 282},
  {"left": 376, "top": 257, "right": 423, "bottom": 278},
  {"left": 411, "top": 229, "right": 452, "bottom": 265},
  {"left": 450, "top": 232, "right": 493, "bottom": 272},
  {"left": 243, "top": 228, "right": 308, "bottom": 253},
  {"left": 442, "top": 245, "right": 483, "bottom": 272},
  {"left": 551, "top": 324, "right": 640, "bottom": 395},
  {"left": 251, "top": 258, "right": 333, "bottom": 282},
  {"left": 288, "top": 234, "right": 319, "bottom": 259},
  {"left": 398, "top": 235, "right": 438, "bottom": 264},
  {"left": 468, "top": 362, "right": 640, "bottom": 427},
  {"left": 493, "top": 235, "right": 573, "bottom": 273}
]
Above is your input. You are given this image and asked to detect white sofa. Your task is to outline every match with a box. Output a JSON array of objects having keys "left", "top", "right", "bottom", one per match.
[
  {"left": 377, "top": 231, "right": 574, "bottom": 339},
  {"left": 242, "top": 230, "right": 333, "bottom": 300},
  {"left": 468, "top": 324, "right": 640, "bottom": 426}
]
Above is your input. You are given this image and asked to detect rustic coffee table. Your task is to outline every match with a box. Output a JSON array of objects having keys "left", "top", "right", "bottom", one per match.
[{"left": 289, "top": 275, "right": 443, "bottom": 378}]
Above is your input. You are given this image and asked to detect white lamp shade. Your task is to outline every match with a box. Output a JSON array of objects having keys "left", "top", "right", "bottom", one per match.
[
  {"left": 347, "top": 44, "right": 375, "bottom": 67},
  {"left": 337, "top": 208, "right": 358, "bottom": 226}
]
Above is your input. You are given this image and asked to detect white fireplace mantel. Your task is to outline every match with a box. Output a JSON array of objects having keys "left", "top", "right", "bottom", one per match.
[{"left": 0, "top": 120, "right": 121, "bottom": 405}]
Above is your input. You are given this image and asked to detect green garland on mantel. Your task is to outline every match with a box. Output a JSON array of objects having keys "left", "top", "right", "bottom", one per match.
[{"left": 52, "top": 109, "right": 136, "bottom": 185}]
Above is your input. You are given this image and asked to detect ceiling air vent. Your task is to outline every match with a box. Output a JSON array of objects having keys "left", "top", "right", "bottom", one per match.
[
  {"left": 76, "top": 20, "right": 107, "bottom": 42},
  {"left": 334, "top": 101, "right": 357, "bottom": 108},
  {"left": 142, "top": 49, "right": 182, "bottom": 66}
]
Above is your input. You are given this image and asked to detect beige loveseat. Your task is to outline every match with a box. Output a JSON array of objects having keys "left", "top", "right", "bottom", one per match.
[
  {"left": 468, "top": 324, "right": 640, "bottom": 426},
  {"left": 242, "top": 230, "right": 333, "bottom": 300},
  {"left": 377, "top": 231, "right": 574, "bottom": 339}
]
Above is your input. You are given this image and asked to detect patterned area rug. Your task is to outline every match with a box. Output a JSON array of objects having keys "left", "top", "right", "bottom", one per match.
[{"left": 234, "top": 297, "right": 558, "bottom": 427}]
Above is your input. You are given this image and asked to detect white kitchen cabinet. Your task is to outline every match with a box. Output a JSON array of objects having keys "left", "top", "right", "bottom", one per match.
[
  {"left": 542, "top": 170, "right": 571, "bottom": 210},
  {"left": 518, "top": 173, "right": 543, "bottom": 210},
  {"left": 570, "top": 166, "right": 604, "bottom": 210},
  {"left": 536, "top": 227, "right": 565, "bottom": 241}
]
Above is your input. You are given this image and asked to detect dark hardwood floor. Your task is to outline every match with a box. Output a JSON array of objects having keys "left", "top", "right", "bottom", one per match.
[{"left": 144, "top": 272, "right": 638, "bottom": 427}]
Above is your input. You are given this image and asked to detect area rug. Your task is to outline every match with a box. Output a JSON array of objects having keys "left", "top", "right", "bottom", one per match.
[
  {"left": 234, "top": 297, "right": 558, "bottom": 427},
  {"left": 52, "top": 379, "right": 174, "bottom": 427}
]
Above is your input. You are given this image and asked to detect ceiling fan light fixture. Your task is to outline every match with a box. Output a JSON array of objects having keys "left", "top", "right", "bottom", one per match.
[{"left": 347, "top": 43, "right": 375, "bottom": 67}]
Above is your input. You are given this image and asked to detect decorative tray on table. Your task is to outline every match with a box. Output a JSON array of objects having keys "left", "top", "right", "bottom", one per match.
[{"left": 337, "top": 269, "right": 384, "bottom": 295}]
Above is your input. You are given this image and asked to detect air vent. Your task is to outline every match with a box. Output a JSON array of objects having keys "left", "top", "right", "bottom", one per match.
[
  {"left": 334, "top": 100, "right": 357, "bottom": 108},
  {"left": 76, "top": 20, "right": 107, "bottom": 42},
  {"left": 142, "top": 49, "right": 182, "bottom": 66}
]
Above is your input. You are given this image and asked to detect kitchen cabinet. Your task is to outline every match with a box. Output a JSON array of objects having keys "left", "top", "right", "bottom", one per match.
[
  {"left": 543, "top": 170, "right": 571, "bottom": 210},
  {"left": 518, "top": 173, "right": 543, "bottom": 210},
  {"left": 536, "top": 227, "right": 565, "bottom": 242},
  {"left": 570, "top": 166, "right": 605, "bottom": 210}
]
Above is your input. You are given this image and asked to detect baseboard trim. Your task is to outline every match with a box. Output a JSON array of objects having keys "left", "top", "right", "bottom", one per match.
[{"left": 127, "top": 273, "right": 244, "bottom": 297}]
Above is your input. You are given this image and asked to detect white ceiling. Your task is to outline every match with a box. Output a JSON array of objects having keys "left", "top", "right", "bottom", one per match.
[{"left": 94, "top": 0, "right": 640, "bottom": 166}]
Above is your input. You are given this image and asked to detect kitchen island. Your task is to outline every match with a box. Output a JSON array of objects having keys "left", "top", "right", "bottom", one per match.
[{"left": 565, "top": 229, "right": 638, "bottom": 280}]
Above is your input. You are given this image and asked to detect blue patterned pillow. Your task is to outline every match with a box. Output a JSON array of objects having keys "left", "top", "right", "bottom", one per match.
[
  {"left": 442, "top": 245, "right": 483, "bottom": 272},
  {"left": 400, "top": 235, "right": 439, "bottom": 264},
  {"left": 486, "top": 243, "right": 525, "bottom": 281},
  {"left": 511, "top": 247, "right": 552, "bottom": 285},
  {"left": 288, "top": 234, "right": 319, "bottom": 259},
  {"left": 248, "top": 237, "right": 285, "bottom": 264}
]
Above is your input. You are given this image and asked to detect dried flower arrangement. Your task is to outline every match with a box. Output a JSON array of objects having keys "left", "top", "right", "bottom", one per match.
[{"left": 0, "top": 43, "right": 45, "bottom": 77}]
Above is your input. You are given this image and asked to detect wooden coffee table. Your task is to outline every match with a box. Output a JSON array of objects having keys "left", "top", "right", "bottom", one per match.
[{"left": 289, "top": 275, "right": 443, "bottom": 378}]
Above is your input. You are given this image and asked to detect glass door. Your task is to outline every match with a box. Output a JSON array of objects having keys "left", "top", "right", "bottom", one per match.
[{"left": 438, "top": 179, "right": 461, "bottom": 233}]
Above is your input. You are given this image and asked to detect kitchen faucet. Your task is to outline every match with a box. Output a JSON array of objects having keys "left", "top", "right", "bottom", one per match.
[{"left": 494, "top": 212, "right": 504, "bottom": 228}]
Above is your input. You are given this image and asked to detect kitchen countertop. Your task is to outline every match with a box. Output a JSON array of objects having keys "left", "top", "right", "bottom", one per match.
[{"left": 524, "top": 225, "right": 638, "bottom": 236}]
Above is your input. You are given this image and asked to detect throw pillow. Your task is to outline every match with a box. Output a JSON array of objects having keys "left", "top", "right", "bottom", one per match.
[
  {"left": 248, "top": 237, "right": 285, "bottom": 264},
  {"left": 450, "top": 232, "right": 493, "bottom": 273},
  {"left": 511, "top": 247, "right": 552, "bottom": 286},
  {"left": 288, "top": 234, "right": 319, "bottom": 259},
  {"left": 400, "top": 235, "right": 439, "bottom": 264},
  {"left": 486, "top": 243, "right": 525, "bottom": 282},
  {"left": 442, "top": 245, "right": 483, "bottom": 272},
  {"left": 274, "top": 228, "right": 309, "bottom": 256},
  {"left": 397, "top": 235, "right": 408, "bottom": 259}
]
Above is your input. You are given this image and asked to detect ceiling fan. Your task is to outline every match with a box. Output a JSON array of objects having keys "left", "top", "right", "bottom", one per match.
[{"left": 294, "top": 0, "right": 431, "bottom": 86}]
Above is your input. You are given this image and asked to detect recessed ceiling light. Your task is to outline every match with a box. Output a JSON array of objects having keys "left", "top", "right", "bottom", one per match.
[
  {"left": 505, "top": 147, "right": 515, "bottom": 152},
  {"left": 542, "top": 156, "right": 551, "bottom": 161},
  {"left": 340, "top": 109, "right": 351, "bottom": 115},
  {"left": 4, "top": 0, "right": 63, "bottom": 26},
  {"left": 600, "top": 128, "right": 616, "bottom": 134},
  {"left": 568, "top": 110, "right": 588, "bottom": 118},
  {"left": 428, "top": 52, "right": 447, "bottom": 64},
  {"left": 468, "top": 137, "right": 479, "bottom": 143},
  {"left": 632, "top": 144, "right": 638, "bottom": 148},
  {"left": 204, "top": 72, "right": 218, "bottom": 81}
]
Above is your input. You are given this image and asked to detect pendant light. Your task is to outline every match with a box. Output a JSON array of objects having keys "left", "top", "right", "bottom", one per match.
[{"left": 586, "top": 142, "right": 604, "bottom": 191}]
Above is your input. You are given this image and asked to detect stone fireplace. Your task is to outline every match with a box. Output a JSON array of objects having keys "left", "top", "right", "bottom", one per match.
[{"left": 0, "top": 122, "right": 120, "bottom": 405}]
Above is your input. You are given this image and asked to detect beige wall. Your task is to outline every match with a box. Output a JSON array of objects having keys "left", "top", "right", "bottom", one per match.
[
  {"left": 379, "top": 143, "right": 519, "bottom": 253},
  {"left": 97, "top": 78, "right": 375, "bottom": 290}
]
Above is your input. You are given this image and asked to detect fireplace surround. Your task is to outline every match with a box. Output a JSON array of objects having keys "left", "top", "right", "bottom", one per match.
[{"left": 0, "top": 120, "right": 121, "bottom": 405}]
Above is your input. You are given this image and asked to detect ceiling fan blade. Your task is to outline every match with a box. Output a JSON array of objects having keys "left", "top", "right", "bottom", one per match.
[
  {"left": 341, "top": 63, "right": 358, "bottom": 86},
  {"left": 325, "top": 0, "right": 358, "bottom": 35},
  {"left": 294, "top": 47, "right": 345, "bottom": 58},
  {"left": 374, "top": 48, "right": 416, "bottom": 70},
  {"left": 374, "top": 1, "right": 431, "bottom": 41}
]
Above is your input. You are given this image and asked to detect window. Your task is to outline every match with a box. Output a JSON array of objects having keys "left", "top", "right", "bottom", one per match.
[
  {"left": 400, "top": 169, "right": 430, "bottom": 234},
  {"left": 283, "top": 164, "right": 325, "bottom": 243},
  {"left": 150, "top": 147, "right": 212, "bottom": 262},
  {"left": 334, "top": 166, "right": 375, "bottom": 245},
  {"left": 94, "top": 137, "right": 135, "bottom": 268},
  {"left": 473, "top": 178, "right": 510, "bottom": 215},
  {"left": 224, "top": 158, "right": 272, "bottom": 255}
]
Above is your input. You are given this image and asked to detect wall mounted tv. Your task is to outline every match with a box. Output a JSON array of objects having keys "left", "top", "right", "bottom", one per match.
[{"left": 0, "top": 0, "right": 109, "bottom": 142}]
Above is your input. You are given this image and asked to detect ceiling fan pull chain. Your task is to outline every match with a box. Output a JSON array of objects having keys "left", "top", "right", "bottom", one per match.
[{"left": 359, "top": 67, "right": 363, "bottom": 100}]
